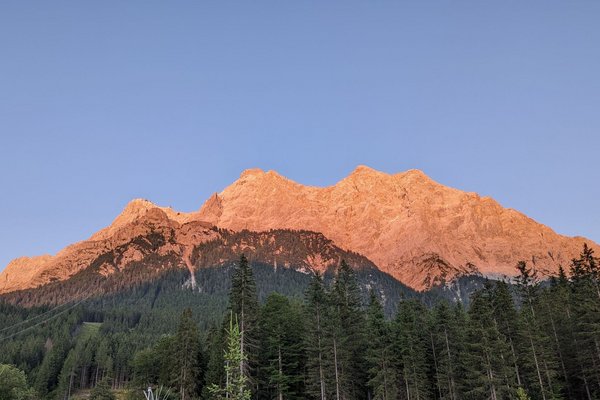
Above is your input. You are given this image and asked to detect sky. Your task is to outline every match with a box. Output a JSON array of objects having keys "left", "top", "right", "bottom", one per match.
[{"left": 1, "top": 1, "right": 599, "bottom": 271}]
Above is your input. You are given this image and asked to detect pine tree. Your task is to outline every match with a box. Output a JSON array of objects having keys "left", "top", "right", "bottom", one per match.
[
  {"left": 516, "top": 387, "right": 531, "bottom": 400},
  {"left": 94, "top": 337, "right": 113, "bottom": 385},
  {"left": 34, "top": 339, "right": 70, "bottom": 396},
  {"left": 258, "top": 293, "right": 306, "bottom": 400},
  {"left": 172, "top": 308, "right": 203, "bottom": 400},
  {"left": 304, "top": 272, "right": 330, "bottom": 400},
  {"left": 202, "top": 325, "right": 226, "bottom": 400},
  {"left": 56, "top": 347, "right": 79, "bottom": 400},
  {"left": 451, "top": 303, "right": 469, "bottom": 397},
  {"left": 392, "top": 299, "right": 431, "bottom": 400},
  {"left": 490, "top": 280, "right": 523, "bottom": 389},
  {"left": 365, "top": 291, "right": 396, "bottom": 400},
  {"left": 329, "top": 260, "right": 368, "bottom": 400},
  {"left": 579, "top": 243, "right": 600, "bottom": 300},
  {"left": 515, "top": 262, "right": 561, "bottom": 400},
  {"left": 429, "top": 301, "right": 465, "bottom": 400},
  {"left": 90, "top": 378, "right": 116, "bottom": 400},
  {"left": 0, "top": 364, "right": 35, "bottom": 400},
  {"left": 229, "top": 255, "right": 259, "bottom": 387},
  {"left": 208, "top": 313, "right": 251, "bottom": 400},
  {"left": 569, "top": 246, "right": 600, "bottom": 399},
  {"left": 463, "top": 283, "right": 515, "bottom": 400},
  {"left": 542, "top": 266, "right": 575, "bottom": 399}
]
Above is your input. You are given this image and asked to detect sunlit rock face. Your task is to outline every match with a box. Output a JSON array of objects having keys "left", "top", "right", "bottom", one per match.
[
  {"left": 1, "top": 166, "right": 597, "bottom": 294},
  {"left": 0, "top": 205, "right": 214, "bottom": 294},
  {"left": 0, "top": 203, "right": 373, "bottom": 295},
  {"left": 197, "top": 166, "right": 597, "bottom": 290}
]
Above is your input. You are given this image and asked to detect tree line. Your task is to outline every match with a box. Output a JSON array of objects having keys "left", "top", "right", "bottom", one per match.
[
  {"left": 1, "top": 245, "right": 600, "bottom": 400},
  {"left": 133, "top": 246, "right": 600, "bottom": 400}
]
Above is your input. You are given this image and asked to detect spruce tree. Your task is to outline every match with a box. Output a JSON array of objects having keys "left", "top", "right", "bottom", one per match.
[
  {"left": 516, "top": 387, "right": 532, "bottom": 400},
  {"left": 491, "top": 280, "right": 523, "bottom": 388},
  {"left": 392, "top": 299, "right": 431, "bottom": 400},
  {"left": 202, "top": 325, "right": 226, "bottom": 400},
  {"left": 0, "top": 364, "right": 34, "bottom": 400},
  {"left": 430, "top": 301, "right": 465, "bottom": 400},
  {"left": 90, "top": 378, "right": 116, "bottom": 400},
  {"left": 543, "top": 266, "right": 575, "bottom": 399},
  {"left": 304, "top": 272, "right": 330, "bottom": 400},
  {"left": 330, "top": 260, "right": 368, "bottom": 400},
  {"left": 515, "top": 262, "right": 561, "bottom": 400},
  {"left": 463, "top": 283, "right": 515, "bottom": 400},
  {"left": 229, "top": 255, "right": 259, "bottom": 387},
  {"left": 94, "top": 337, "right": 114, "bottom": 385},
  {"left": 172, "top": 308, "right": 203, "bottom": 400},
  {"left": 34, "top": 339, "right": 69, "bottom": 396},
  {"left": 208, "top": 313, "right": 251, "bottom": 400},
  {"left": 366, "top": 291, "right": 396, "bottom": 400},
  {"left": 56, "top": 347, "right": 79, "bottom": 400},
  {"left": 258, "top": 293, "right": 306, "bottom": 400},
  {"left": 569, "top": 246, "right": 600, "bottom": 399}
]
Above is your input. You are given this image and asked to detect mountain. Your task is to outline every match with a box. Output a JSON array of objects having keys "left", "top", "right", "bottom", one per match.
[
  {"left": 0, "top": 205, "right": 376, "bottom": 297},
  {"left": 0, "top": 225, "right": 416, "bottom": 312},
  {"left": 197, "top": 166, "right": 597, "bottom": 289},
  {"left": 1, "top": 166, "right": 597, "bottom": 295}
]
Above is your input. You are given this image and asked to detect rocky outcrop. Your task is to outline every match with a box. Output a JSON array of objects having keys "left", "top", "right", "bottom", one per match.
[
  {"left": 0, "top": 205, "right": 205, "bottom": 294},
  {"left": 0, "top": 202, "right": 374, "bottom": 294}
]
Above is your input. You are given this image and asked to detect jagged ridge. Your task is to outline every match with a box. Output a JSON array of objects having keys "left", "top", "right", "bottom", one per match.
[
  {"left": 1, "top": 166, "right": 597, "bottom": 293},
  {"left": 195, "top": 166, "right": 598, "bottom": 289}
]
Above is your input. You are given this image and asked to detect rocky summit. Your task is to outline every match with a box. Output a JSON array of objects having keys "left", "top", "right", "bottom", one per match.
[{"left": 1, "top": 166, "right": 596, "bottom": 293}]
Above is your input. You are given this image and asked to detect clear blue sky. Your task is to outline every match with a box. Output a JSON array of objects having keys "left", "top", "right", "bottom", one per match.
[{"left": 1, "top": 1, "right": 599, "bottom": 271}]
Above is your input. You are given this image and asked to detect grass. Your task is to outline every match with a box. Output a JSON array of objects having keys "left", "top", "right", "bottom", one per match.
[{"left": 71, "top": 388, "right": 130, "bottom": 400}]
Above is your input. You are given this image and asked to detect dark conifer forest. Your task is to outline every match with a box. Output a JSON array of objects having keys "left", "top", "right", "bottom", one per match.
[{"left": 1, "top": 246, "right": 600, "bottom": 400}]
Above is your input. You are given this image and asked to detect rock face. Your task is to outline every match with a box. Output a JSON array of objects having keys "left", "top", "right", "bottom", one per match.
[
  {"left": 197, "top": 166, "right": 597, "bottom": 289},
  {"left": 1, "top": 166, "right": 597, "bottom": 294},
  {"left": 0, "top": 205, "right": 206, "bottom": 294},
  {"left": 0, "top": 202, "right": 375, "bottom": 295}
]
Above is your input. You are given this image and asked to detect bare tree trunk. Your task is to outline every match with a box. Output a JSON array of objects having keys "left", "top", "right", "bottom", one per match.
[
  {"left": 333, "top": 338, "right": 341, "bottom": 400},
  {"left": 225, "top": 360, "right": 230, "bottom": 400},
  {"left": 430, "top": 333, "right": 442, "bottom": 400},
  {"left": 382, "top": 357, "right": 388, "bottom": 400},
  {"left": 443, "top": 328, "right": 457, "bottom": 400},
  {"left": 240, "top": 296, "right": 245, "bottom": 381},
  {"left": 484, "top": 349, "right": 497, "bottom": 400},
  {"left": 410, "top": 344, "right": 421, "bottom": 400},
  {"left": 316, "top": 307, "right": 326, "bottom": 400},
  {"left": 549, "top": 315, "right": 570, "bottom": 397},
  {"left": 595, "top": 338, "right": 600, "bottom": 384},
  {"left": 278, "top": 346, "right": 283, "bottom": 400},
  {"left": 66, "top": 370, "right": 74, "bottom": 400},
  {"left": 583, "top": 375, "right": 592, "bottom": 400},
  {"left": 181, "top": 367, "right": 187, "bottom": 400},
  {"left": 94, "top": 365, "right": 99, "bottom": 387},
  {"left": 508, "top": 336, "right": 521, "bottom": 387},
  {"left": 530, "top": 337, "right": 547, "bottom": 400}
]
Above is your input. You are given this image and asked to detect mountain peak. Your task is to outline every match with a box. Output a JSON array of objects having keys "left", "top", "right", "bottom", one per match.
[
  {"left": 396, "top": 168, "right": 435, "bottom": 185},
  {"left": 401, "top": 168, "right": 427, "bottom": 177},
  {"left": 345, "top": 166, "right": 433, "bottom": 186},
  {"left": 240, "top": 168, "right": 265, "bottom": 178},
  {"left": 122, "top": 198, "right": 157, "bottom": 213},
  {"left": 349, "top": 164, "right": 380, "bottom": 176},
  {"left": 340, "top": 165, "right": 388, "bottom": 187},
  {"left": 116, "top": 198, "right": 160, "bottom": 223},
  {"left": 89, "top": 199, "right": 160, "bottom": 241},
  {"left": 2, "top": 166, "right": 598, "bottom": 294},
  {"left": 197, "top": 166, "right": 598, "bottom": 289}
]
